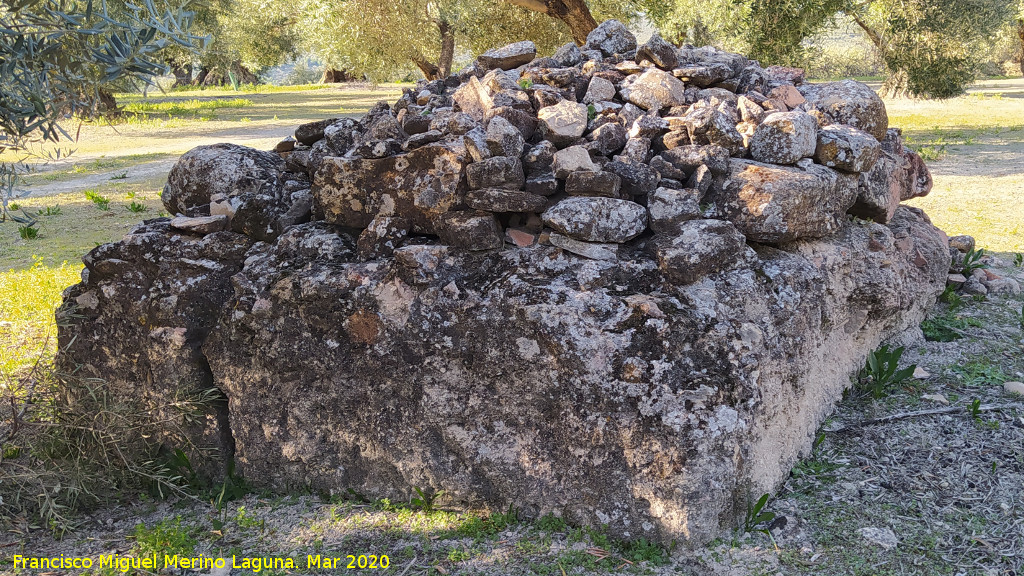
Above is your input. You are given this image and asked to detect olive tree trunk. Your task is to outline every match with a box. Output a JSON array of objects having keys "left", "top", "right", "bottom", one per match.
[{"left": 501, "top": 0, "right": 597, "bottom": 45}]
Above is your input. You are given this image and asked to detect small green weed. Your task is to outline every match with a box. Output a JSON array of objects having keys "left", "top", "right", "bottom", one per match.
[
  {"left": 960, "top": 247, "right": 989, "bottom": 275},
  {"left": 938, "top": 285, "right": 963, "bottom": 309},
  {"left": 951, "top": 359, "right": 1007, "bottom": 387},
  {"left": 617, "top": 537, "right": 669, "bottom": 565},
  {"left": 587, "top": 104, "right": 597, "bottom": 121},
  {"left": 411, "top": 486, "right": 444, "bottom": 512},
  {"left": 535, "top": 513, "right": 567, "bottom": 532},
  {"left": 18, "top": 225, "right": 38, "bottom": 239},
  {"left": 1014, "top": 253, "right": 1023, "bottom": 267},
  {"left": 36, "top": 205, "right": 61, "bottom": 216},
  {"left": 84, "top": 190, "right": 110, "bottom": 210},
  {"left": 126, "top": 201, "right": 148, "bottom": 213},
  {"left": 518, "top": 78, "right": 534, "bottom": 89},
  {"left": 967, "top": 398, "right": 982, "bottom": 419},
  {"left": 452, "top": 505, "right": 519, "bottom": 539},
  {"left": 743, "top": 493, "right": 775, "bottom": 534},
  {"left": 921, "top": 310, "right": 982, "bottom": 342},
  {"left": 110, "top": 171, "right": 128, "bottom": 180},
  {"left": 132, "top": 517, "right": 196, "bottom": 558},
  {"left": 8, "top": 201, "right": 21, "bottom": 211},
  {"left": 857, "top": 345, "right": 916, "bottom": 398}
]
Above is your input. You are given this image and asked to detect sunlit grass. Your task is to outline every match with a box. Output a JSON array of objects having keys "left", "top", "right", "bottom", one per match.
[
  {"left": 1, "top": 188, "right": 164, "bottom": 270},
  {"left": 0, "top": 259, "right": 81, "bottom": 378}
]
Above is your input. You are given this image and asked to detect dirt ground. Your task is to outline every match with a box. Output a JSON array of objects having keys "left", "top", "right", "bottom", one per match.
[{"left": 2, "top": 80, "right": 1024, "bottom": 575}]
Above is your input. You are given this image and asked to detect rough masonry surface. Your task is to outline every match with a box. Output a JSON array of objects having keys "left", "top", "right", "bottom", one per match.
[{"left": 58, "top": 20, "right": 949, "bottom": 547}]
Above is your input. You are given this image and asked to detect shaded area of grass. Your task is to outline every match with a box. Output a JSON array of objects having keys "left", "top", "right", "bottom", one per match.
[{"left": 122, "top": 98, "right": 253, "bottom": 119}]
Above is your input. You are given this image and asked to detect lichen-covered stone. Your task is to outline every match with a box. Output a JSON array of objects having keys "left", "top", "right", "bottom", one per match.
[
  {"left": 799, "top": 80, "right": 888, "bottom": 141},
  {"left": 58, "top": 205, "right": 949, "bottom": 547},
  {"left": 709, "top": 159, "right": 858, "bottom": 243},
  {"left": 625, "top": 69, "right": 687, "bottom": 111},
  {"left": 647, "top": 187, "right": 702, "bottom": 233},
  {"left": 162, "top": 143, "right": 290, "bottom": 241},
  {"left": 542, "top": 197, "right": 647, "bottom": 242},
  {"left": 466, "top": 156, "right": 525, "bottom": 190},
  {"left": 584, "top": 19, "right": 637, "bottom": 57},
  {"left": 466, "top": 188, "right": 548, "bottom": 213},
  {"left": 478, "top": 40, "right": 537, "bottom": 70},
  {"left": 749, "top": 112, "right": 817, "bottom": 165},
  {"left": 313, "top": 144, "right": 467, "bottom": 234},
  {"left": 815, "top": 124, "right": 881, "bottom": 173},
  {"left": 538, "top": 100, "right": 589, "bottom": 146},
  {"left": 654, "top": 218, "right": 752, "bottom": 284}
]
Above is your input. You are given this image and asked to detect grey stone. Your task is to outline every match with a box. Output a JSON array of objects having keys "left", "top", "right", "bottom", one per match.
[
  {"left": 525, "top": 173, "right": 559, "bottom": 196},
  {"left": 583, "top": 76, "right": 617, "bottom": 104},
  {"left": 162, "top": 143, "right": 290, "bottom": 241},
  {"left": 478, "top": 40, "right": 537, "bottom": 70},
  {"left": 661, "top": 145, "right": 730, "bottom": 176},
  {"left": 585, "top": 122, "right": 628, "bottom": 156},
  {"left": 679, "top": 107, "right": 745, "bottom": 156},
  {"left": 948, "top": 235, "right": 975, "bottom": 253},
  {"left": 654, "top": 219, "right": 752, "bottom": 284},
  {"left": 314, "top": 144, "right": 466, "bottom": 234},
  {"left": 548, "top": 232, "right": 619, "bottom": 260},
  {"left": 538, "top": 100, "right": 589, "bottom": 146},
  {"left": 565, "top": 171, "right": 622, "bottom": 198},
  {"left": 626, "top": 69, "right": 687, "bottom": 111},
  {"left": 584, "top": 19, "right": 637, "bottom": 57},
  {"left": 356, "top": 215, "right": 410, "bottom": 260},
  {"left": 552, "top": 42, "right": 583, "bottom": 67},
  {"left": 523, "top": 141, "right": 557, "bottom": 174},
  {"left": 170, "top": 215, "right": 228, "bottom": 235},
  {"left": 466, "top": 188, "right": 548, "bottom": 213},
  {"left": 464, "top": 127, "right": 491, "bottom": 163},
  {"left": 485, "top": 115, "right": 525, "bottom": 158},
  {"left": 799, "top": 80, "right": 888, "bottom": 140},
  {"left": 437, "top": 211, "right": 503, "bottom": 250},
  {"left": 647, "top": 187, "right": 702, "bottom": 233},
  {"left": 749, "top": 112, "right": 817, "bottom": 165},
  {"left": 604, "top": 160, "right": 660, "bottom": 197},
  {"left": 552, "top": 145, "right": 599, "bottom": 179},
  {"left": 542, "top": 197, "right": 648, "bottom": 242},
  {"left": 466, "top": 156, "right": 525, "bottom": 190},
  {"left": 709, "top": 159, "right": 859, "bottom": 244},
  {"left": 636, "top": 32, "right": 678, "bottom": 69},
  {"left": 815, "top": 124, "right": 880, "bottom": 173}
]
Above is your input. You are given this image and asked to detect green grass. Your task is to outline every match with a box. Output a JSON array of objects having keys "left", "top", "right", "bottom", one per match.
[
  {"left": 0, "top": 259, "right": 81, "bottom": 377},
  {"left": 121, "top": 97, "right": 253, "bottom": 117}
]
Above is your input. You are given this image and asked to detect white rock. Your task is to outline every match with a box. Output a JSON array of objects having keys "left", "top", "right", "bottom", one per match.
[
  {"left": 538, "top": 100, "right": 588, "bottom": 146},
  {"left": 552, "top": 145, "right": 598, "bottom": 179},
  {"left": 913, "top": 366, "right": 930, "bottom": 379},
  {"left": 858, "top": 526, "right": 898, "bottom": 550},
  {"left": 922, "top": 393, "right": 948, "bottom": 405},
  {"left": 1003, "top": 381, "right": 1024, "bottom": 396}
]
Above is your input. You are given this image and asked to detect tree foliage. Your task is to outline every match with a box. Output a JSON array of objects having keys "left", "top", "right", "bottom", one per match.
[
  {"left": 1, "top": 0, "right": 201, "bottom": 218},
  {"left": 650, "top": 0, "right": 1018, "bottom": 98},
  {"left": 295, "top": 0, "right": 643, "bottom": 82}
]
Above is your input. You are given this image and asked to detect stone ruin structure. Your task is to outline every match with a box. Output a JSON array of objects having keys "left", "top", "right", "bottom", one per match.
[{"left": 58, "top": 21, "right": 951, "bottom": 546}]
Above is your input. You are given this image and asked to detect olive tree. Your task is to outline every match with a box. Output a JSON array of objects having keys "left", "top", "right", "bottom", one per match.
[
  {"left": 1, "top": 0, "right": 202, "bottom": 220},
  {"left": 650, "top": 0, "right": 1017, "bottom": 98}
]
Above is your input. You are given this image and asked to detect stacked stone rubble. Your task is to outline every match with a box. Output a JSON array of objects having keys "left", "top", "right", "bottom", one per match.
[
  {"left": 59, "top": 21, "right": 952, "bottom": 547},
  {"left": 161, "top": 20, "right": 931, "bottom": 271}
]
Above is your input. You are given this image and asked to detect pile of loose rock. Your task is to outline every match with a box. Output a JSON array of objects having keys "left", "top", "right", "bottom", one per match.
[
  {"left": 60, "top": 21, "right": 953, "bottom": 548},
  {"left": 163, "top": 19, "right": 930, "bottom": 276}
]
